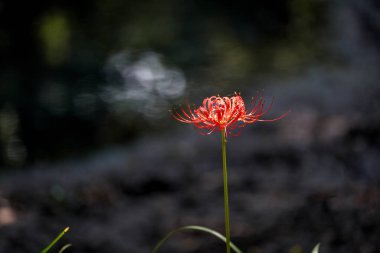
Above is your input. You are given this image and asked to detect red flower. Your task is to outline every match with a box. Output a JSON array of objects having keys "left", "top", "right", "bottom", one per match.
[{"left": 171, "top": 92, "right": 288, "bottom": 136}]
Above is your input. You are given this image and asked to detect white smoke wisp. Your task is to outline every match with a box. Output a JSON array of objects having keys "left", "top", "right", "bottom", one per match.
[{"left": 103, "top": 51, "right": 186, "bottom": 119}]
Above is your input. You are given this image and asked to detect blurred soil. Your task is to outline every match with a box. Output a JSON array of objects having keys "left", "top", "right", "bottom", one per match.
[{"left": 0, "top": 107, "right": 379, "bottom": 253}]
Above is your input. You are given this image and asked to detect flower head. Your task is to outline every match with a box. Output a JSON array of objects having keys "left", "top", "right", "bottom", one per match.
[{"left": 171, "top": 92, "right": 288, "bottom": 136}]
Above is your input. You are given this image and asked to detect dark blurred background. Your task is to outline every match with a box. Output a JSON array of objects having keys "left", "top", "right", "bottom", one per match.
[{"left": 0, "top": 0, "right": 379, "bottom": 252}]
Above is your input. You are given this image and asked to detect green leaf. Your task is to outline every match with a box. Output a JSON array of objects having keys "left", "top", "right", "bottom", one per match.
[
  {"left": 41, "top": 227, "right": 70, "bottom": 253},
  {"left": 311, "top": 243, "right": 320, "bottom": 253},
  {"left": 58, "top": 244, "right": 72, "bottom": 253},
  {"left": 153, "top": 225, "right": 243, "bottom": 253}
]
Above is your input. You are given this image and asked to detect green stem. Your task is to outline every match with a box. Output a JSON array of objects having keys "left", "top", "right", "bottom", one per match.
[{"left": 221, "top": 130, "right": 231, "bottom": 253}]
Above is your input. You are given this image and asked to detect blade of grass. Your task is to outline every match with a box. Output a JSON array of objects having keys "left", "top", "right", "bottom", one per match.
[
  {"left": 311, "top": 243, "right": 320, "bottom": 253},
  {"left": 152, "top": 225, "right": 243, "bottom": 253},
  {"left": 58, "top": 244, "right": 72, "bottom": 253},
  {"left": 41, "top": 227, "right": 70, "bottom": 253}
]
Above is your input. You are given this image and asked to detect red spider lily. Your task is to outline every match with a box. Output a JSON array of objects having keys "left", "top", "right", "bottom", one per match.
[{"left": 171, "top": 92, "right": 289, "bottom": 137}]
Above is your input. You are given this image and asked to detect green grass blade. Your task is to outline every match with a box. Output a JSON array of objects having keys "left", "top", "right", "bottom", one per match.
[
  {"left": 58, "top": 244, "right": 72, "bottom": 253},
  {"left": 41, "top": 227, "right": 70, "bottom": 253},
  {"left": 153, "top": 225, "right": 243, "bottom": 253},
  {"left": 311, "top": 243, "right": 320, "bottom": 253}
]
